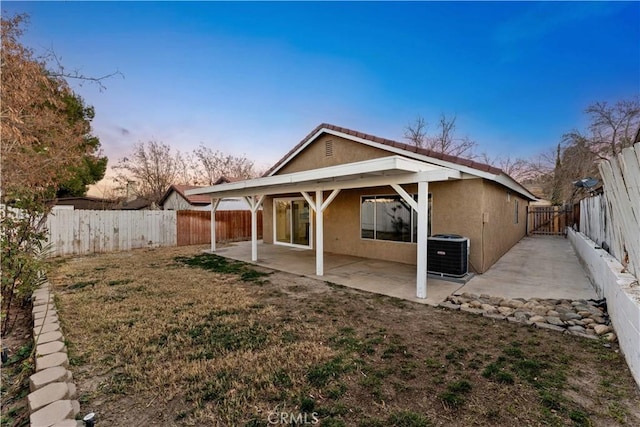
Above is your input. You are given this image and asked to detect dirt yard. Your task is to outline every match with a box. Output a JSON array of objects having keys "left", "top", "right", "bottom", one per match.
[{"left": 46, "top": 245, "right": 640, "bottom": 426}]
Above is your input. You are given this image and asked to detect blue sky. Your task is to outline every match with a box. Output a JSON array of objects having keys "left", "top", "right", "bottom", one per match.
[{"left": 3, "top": 1, "right": 639, "bottom": 188}]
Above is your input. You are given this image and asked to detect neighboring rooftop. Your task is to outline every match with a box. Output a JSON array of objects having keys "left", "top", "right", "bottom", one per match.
[
  {"left": 119, "top": 197, "right": 154, "bottom": 210},
  {"left": 51, "top": 196, "right": 116, "bottom": 210},
  {"left": 214, "top": 176, "right": 244, "bottom": 185},
  {"left": 159, "top": 184, "right": 211, "bottom": 206}
]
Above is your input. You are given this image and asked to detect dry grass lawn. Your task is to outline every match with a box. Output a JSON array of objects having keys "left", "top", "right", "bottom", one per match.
[{"left": 48, "top": 245, "right": 640, "bottom": 426}]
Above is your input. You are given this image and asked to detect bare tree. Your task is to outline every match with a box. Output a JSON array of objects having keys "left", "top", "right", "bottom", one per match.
[
  {"left": 192, "top": 144, "right": 256, "bottom": 185},
  {"left": 43, "top": 47, "right": 123, "bottom": 92},
  {"left": 404, "top": 114, "right": 477, "bottom": 158},
  {"left": 586, "top": 97, "right": 640, "bottom": 157},
  {"left": 536, "top": 97, "right": 640, "bottom": 204},
  {"left": 479, "top": 153, "right": 542, "bottom": 183},
  {"left": 175, "top": 152, "right": 200, "bottom": 186},
  {"left": 113, "top": 140, "right": 185, "bottom": 204},
  {"left": 403, "top": 116, "right": 428, "bottom": 148}
]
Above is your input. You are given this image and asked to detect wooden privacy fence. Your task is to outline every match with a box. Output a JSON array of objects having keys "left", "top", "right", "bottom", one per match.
[
  {"left": 527, "top": 205, "right": 574, "bottom": 236},
  {"left": 46, "top": 210, "right": 177, "bottom": 257},
  {"left": 177, "top": 210, "right": 263, "bottom": 246},
  {"left": 581, "top": 143, "right": 639, "bottom": 279}
]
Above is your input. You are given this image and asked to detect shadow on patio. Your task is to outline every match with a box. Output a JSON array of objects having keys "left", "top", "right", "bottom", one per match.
[{"left": 214, "top": 241, "right": 463, "bottom": 306}]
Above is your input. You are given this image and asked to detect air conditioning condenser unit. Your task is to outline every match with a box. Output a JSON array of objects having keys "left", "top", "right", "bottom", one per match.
[{"left": 427, "top": 234, "right": 469, "bottom": 278}]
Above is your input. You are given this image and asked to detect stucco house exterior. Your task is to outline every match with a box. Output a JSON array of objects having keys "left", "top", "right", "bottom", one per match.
[
  {"left": 187, "top": 123, "right": 536, "bottom": 298},
  {"left": 160, "top": 185, "right": 211, "bottom": 211}
]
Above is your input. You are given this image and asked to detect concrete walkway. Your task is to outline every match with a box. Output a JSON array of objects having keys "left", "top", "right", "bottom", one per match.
[
  {"left": 215, "top": 235, "right": 597, "bottom": 306},
  {"left": 456, "top": 236, "right": 598, "bottom": 301}
]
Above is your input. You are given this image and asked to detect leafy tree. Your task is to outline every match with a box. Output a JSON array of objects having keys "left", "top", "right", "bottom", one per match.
[
  {"left": 56, "top": 93, "right": 108, "bottom": 197},
  {"left": 2, "top": 15, "right": 86, "bottom": 195},
  {"left": 1, "top": 14, "right": 113, "bottom": 334},
  {"left": 1, "top": 194, "right": 49, "bottom": 335}
]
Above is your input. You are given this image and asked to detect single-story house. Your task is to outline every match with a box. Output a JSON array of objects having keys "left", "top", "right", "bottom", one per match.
[
  {"left": 160, "top": 182, "right": 251, "bottom": 211},
  {"left": 187, "top": 123, "right": 537, "bottom": 298},
  {"left": 160, "top": 185, "right": 211, "bottom": 210}
]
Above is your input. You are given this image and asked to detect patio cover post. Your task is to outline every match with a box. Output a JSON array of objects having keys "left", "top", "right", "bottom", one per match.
[
  {"left": 315, "top": 189, "right": 324, "bottom": 276},
  {"left": 210, "top": 198, "right": 221, "bottom": 252},
  {"left": 244, "top": 195, "right": 265, "bottom": 262},
  {"left": 302, "top": 189, "right": 340, "bottom": 276},
  {"left": 416, "top": 181, "right": 429, "bottom": 298}
]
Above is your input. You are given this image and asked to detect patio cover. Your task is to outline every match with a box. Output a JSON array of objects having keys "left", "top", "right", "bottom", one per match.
[{"left": 187, "top": 155, "right": 461, "bottom": 298}]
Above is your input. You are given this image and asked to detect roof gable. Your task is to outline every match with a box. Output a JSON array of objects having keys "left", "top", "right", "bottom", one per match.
[
  {"left": 159, "top": 184, "right": 211, "bottom": 206},
  {"left": 265, "top": 123, "right": 503, "bottom": 177},
  {"left": 265, "top": 123, "right": 535, "bottom": 200},
  {"left": 274, "top": 132, "right": 393, "bottom": 175}
]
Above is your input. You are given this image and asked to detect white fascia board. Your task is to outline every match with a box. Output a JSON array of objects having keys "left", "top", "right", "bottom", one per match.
[
  {"left": 274, "top": 127, "right": 535, "bottom": 200},
  {"left": 188, "top": 156, "right": 429, "bottom": 195},
  {"left": 358, "top": 139, "right": 537, "bottom": 200},
  {"left": 186, "top": 156, "right": 459, "bottom": 199},
  {"left": 494, "top": 174, "right": 538, "bottom": 201}
]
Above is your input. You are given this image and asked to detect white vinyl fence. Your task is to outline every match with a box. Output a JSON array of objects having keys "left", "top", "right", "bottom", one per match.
[
  {"left": 580, "top": 195, "right": 619, "bottom": 256},
  {"left": 580, "top": 143, "right": 640, "bottom": 279},
  {"left": 46, "top": 210, "right": 177, "bottom": 257},
  {"left": 574, "top": 143, "right": 640, "bottom": 388}
]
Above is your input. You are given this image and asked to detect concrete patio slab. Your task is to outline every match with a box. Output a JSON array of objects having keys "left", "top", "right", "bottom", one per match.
[
  {"left": 455, "top": 236, "right": 598, "bottom": 301},
  {"left": 214, "top": 235, "right": 598, "bottom": 306},
  {"left": 215, "top": 242, "right": 463, "bottom": 306}
]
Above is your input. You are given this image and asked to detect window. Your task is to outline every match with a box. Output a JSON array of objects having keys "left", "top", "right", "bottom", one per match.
[
  {"left": 361, "top": 194, "right": 431, "bottom": 242},
  {"left": 514, "top": 199, "right": 519, "bottom": 224},
  {"left": 274, "top": 198, "right": 311, "bottom": 247}
]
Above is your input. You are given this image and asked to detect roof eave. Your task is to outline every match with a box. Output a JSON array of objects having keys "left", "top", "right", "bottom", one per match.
[
  {"left": 187, "top": 156, "right": 459, "bottom": 198},
  {"left": 266, "top": 125, "right": 535, "bottom": 201}
]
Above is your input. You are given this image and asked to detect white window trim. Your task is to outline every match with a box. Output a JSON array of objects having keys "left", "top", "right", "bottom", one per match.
[{"left": 273, "top": 197, "right": 313, "bottom": 249}]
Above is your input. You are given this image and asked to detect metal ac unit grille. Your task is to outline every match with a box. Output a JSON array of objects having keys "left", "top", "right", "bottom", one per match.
[{"left": 427, "top": 235, "right": 469, "bottom": 277}]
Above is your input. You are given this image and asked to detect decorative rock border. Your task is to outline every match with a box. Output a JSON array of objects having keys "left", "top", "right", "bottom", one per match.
[
  {"left": 30, "top": 283, "right": 82, "bottom": 427},
  {"left": 439, "top": 292, "right": 617, "bottom": 342}
]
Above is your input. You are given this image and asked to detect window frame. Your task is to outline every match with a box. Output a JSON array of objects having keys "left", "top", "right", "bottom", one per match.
[
  {"left": 360, "top": 193, "right": 432, "bottom": 243},
  {"left": 273, "top": 197, "right": 313, "bottom": 249}
]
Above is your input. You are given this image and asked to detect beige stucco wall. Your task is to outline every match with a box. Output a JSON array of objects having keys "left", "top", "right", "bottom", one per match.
[
  {"left": 429, "top": 179, "right": 485, "bottom": 272},
  {"left": 263, "top": 180, "right": 528, "bottom": 273},
  {"left": 478, "top": 180, "right": 528, "bottom": 271},
  {"left": 264, "top": 133, "right": 529, "bottom": 273},
  {"left": 323, "top": 187, "right": 417, "bottom": 264}
]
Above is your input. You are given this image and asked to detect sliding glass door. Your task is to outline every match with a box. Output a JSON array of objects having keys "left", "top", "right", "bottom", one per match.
[{"left": 274, "top": 198, "right": 311, "bottom": 248}]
